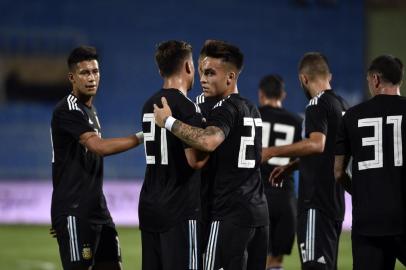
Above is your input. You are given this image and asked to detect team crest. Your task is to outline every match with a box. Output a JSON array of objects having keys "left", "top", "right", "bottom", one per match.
[{"left": 82, "top": 247, "right": 92, "bottom": 260}]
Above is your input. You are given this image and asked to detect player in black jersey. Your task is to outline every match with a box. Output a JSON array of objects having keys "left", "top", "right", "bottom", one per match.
[
  {"left": 258, "top": 75, "right": 302, "bottom": 270},
  {"left": 194, "top": 40, "right": 223, "bottom": 262},
  {"left": 154, "top": 40, "right": 269, "bottom": 270},
  {"left": 263, "top": 53, "right": 348, "bottom": 270},
  {"left": 195, "top": 40, "right": 222, "bottom": 118},
  {"left": 140, "top": 40, "right": 207, "bottom": 270},
  {"left": 335, "top": 55, "right": 406, "bottom": 270},
  {"left": 50, "top": 46, "right": 143, "bottom": 270}
]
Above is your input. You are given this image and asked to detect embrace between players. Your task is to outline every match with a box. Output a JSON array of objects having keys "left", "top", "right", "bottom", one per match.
[{"left": 51, "top": 41, "right": 406, "bottom": 270}]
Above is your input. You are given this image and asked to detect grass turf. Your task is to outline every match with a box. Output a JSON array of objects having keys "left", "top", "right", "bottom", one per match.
[{"left": 0, "top": 225, "right": 404, "bottom": 269}]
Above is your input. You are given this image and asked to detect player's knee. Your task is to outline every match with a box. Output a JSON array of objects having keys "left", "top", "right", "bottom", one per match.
[{"left": 302, "top": 261, "right": 327, "bottom": 270}]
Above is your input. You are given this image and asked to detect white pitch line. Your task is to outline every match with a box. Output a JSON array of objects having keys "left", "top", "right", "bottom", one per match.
[{"left": 17, "top": 259, "right": 56, "bottom": 270}]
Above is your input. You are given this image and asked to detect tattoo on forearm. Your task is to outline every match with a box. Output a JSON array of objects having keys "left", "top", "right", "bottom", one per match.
[{"left": 172, "top": 120, "right": 224, "bottom": 151}]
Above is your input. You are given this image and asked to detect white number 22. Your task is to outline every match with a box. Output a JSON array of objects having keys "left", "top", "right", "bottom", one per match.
[{"left": 262, "top": 122, "right": 295, "bottom": 166}]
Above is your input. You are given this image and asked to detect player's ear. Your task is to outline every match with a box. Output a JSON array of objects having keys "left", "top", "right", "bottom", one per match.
[
  {"left": 227, "top": 71, "right": 236, "bottom": 85},
  {"left": 299, "top": 73, "right": 307, "bottom": 85},
  {"left": 281, "top": 90, "right": 287, "bottom": 101},
  {"left": 374, "top": 74, "right": 380, "bottom": 88},
  {"left": 258, "top": 90, "right": 264, "bottom": 104},
  {"left": 185, "top": 60, "right": 192, "bottom": 75},
  {"left": 328, "top": 73, "right": 332, "bottom": 82},
  {"left": 68, "top": 72, "right": 74, "bottom": 83}
]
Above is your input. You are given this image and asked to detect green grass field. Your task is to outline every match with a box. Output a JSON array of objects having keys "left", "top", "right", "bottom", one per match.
[{"left": 0, "top": 225, "right": 404, "bottom": 270}]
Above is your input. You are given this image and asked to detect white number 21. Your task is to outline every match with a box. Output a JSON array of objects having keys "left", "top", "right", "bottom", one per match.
[{"left": 143, "top": 113, "right": 168, "bottom": 165}]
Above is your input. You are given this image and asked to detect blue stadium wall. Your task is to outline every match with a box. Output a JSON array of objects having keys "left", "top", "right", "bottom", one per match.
[{"left": 0, "top": 0, "right": 364, "bottom": 179}]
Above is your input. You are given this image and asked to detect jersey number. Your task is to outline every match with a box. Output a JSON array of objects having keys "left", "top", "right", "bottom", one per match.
[
  {"left": 262, "top": 122, "right": 295, "bottom": 166},
  {"left": 238, "top": 117, "right": 262, "bottom": 168},
  {"left": 143, "top": 113, "right": 168, "bottom": 165},
  {"left": 358, "top": 115, "right": 403, "bottom": 170}
]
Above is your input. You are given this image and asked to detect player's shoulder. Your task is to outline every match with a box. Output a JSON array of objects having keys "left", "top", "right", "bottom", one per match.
[
  {"left": 306, "top": 91, "right": 327, "bottom": 108},
  {"left": 53, "top": 94, "right": 85, "bottom": 115},
  {"left": 213, "top": 93, "right": 249, "bottom": 112},
  {"left": 260, "top": 106, "right": 301, "bottom": 123},
  {"left": 195, "top": 93, "right": 205, "bottom": 105},
  {"left": 279, "top": 108, "right": 303, "bottom": 125},
  {"left": 306, "top": 90, "right": 347, "bottom": 111}
]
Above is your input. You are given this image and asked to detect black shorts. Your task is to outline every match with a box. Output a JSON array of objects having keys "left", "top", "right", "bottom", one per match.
[
  {"left": 203, "top": 220, "right": 268, "bottom": 270},
  {"left": 352, "top": 233, "right": 406, "bottom": 270},
  {"left": 54, "top": 215, "right": 121, "bottom": 270},
  {"left": 266, "top": 190, "right": 296, "bottom": 256},
  {"left": 297, "top": 209, "right": 342, "bottom": 270},
  {"left": 141, "top": 220, "right": 200, "bottom": 270}
]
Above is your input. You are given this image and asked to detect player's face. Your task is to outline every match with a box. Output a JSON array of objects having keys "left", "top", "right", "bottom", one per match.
[
  {"left": 69, "top": 60, "right": 100, "bottom": 97},
  {"left": 200, "top": 57, "right": 229, "bottom": 98}
]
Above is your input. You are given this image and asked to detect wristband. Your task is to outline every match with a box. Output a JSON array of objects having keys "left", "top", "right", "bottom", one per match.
[
  {"left": 164, "top": 116, "right": 176, "bottom": 132},
  {"left": 135, "top": 131, "right": 144, "bottom": 144}
]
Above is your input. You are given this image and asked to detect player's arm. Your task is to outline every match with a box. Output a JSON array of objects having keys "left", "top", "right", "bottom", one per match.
[
  {"left": 269, "top": 158, "right": 300, "bottom": 186},
  {"left": 334, "top": 155, "right": 352, "bottom": 194},
  {"left": 262, "top": 132, "right": 325, "bottom": 162},
  {"left": 79, "top": 131, "right": 143, "bottom": 157},
  {"left": 184, "top": 148, "right": 210, "bottom": 169},
  {"left": 154, "top": 97, "right": 225, "bottom": 152}
]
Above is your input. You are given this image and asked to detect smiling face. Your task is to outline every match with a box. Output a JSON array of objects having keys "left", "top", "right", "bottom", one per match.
[
  {"left": 199, "top": 56, "right": 231, "bottom": 98},
  {"left": 69, "top": 60, "right": 100, "bottom": 98}
]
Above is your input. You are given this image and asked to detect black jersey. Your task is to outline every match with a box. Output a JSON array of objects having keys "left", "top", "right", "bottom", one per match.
[
  {"left": 205, "top": 93, "right": 269, "bottom": 227},
  {"left": 140, "top": 89, "right": 204, "bottom": 232},
  {"left": 336, "top": 95, "right": 406, "bottom": 236},
  {"left": 299, "top": 90, "right": 348, "bottom": 221},
  {"left": 259, "top": 106, "right": 302, "bottom": 192},
  {"left": 50, "top": 94, "right": 113, "bottom": 225},
  {"left": 195, "top": 93, "right": 221, "bottom": 118}
]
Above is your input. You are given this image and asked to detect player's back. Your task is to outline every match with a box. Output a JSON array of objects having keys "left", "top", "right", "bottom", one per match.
[
  {"left": 259, "top": 106, "right": 302, "bottom": 192},
  {"left": 341, "top": 94, "right": 406, "bottom": 235},
  {"left": 140, "top": 88, "right": 203, "bottom": 232},
  {"left": 206, "top": 93, "right": 269, "bottom": 227}
]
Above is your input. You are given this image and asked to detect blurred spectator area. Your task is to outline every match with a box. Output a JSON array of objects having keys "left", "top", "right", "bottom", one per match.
[
  {"left": 0, "top": 0, "right": 366, "bottom": 179},
  {"left": 0, "top": 29, "right": 87, "bottom": 102}
]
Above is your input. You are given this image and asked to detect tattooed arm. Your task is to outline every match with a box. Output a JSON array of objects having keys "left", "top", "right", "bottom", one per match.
[
  {"left": 171, "top": 122, "right": 225, "bottom": 152},
  {"left": 154, "top": 97, "right": 225, "bottom": 152}
]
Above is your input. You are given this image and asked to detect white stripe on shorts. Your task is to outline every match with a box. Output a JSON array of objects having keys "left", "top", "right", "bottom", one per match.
[
  {"left": 204, "top": 221, "right": 219, "bottom": 270},
  {"left": 67, "top": 216, "right": 80, "bottom": 262}
]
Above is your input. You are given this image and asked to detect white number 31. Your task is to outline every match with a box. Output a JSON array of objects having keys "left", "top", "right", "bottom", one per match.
[{"left": 358, "top": 115, "right": 403, "bottom": 170}]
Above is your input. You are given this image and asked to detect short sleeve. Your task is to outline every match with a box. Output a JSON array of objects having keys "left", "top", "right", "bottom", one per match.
[
  {"left": 206, "top": 102, "right": 236, "bottom": 138},
  {"left": 335, "top": 115, "right": 350, "bottom": 155},
  {"left": 53, "top": 109, "right": 95, "bottom": 140},
  {"left": 305, "top": 101, "right": 328, "bottom": 137}
]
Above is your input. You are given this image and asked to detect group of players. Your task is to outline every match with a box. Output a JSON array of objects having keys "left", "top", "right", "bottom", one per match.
[{"left": 50, "top": 40, "right": 406, "bottom": 270}]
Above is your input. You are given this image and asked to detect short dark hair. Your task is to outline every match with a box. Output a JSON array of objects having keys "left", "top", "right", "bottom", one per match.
[
  {"left": 155, "top": 40, "right": 192, "bottom": 77},
  {"left": 259, "top": 74, "right": 285, "bottom": 99},
  {"left": 200, "top": 40, "right": 244, "bottom": 71},
  {"left": 67, "top": 46, "right": 98, "bottom": 70},
  {"left": 368, "top": 55, "right": 404, "bottom": 85},
  {"left": 199, "top": 39, "right": 217, "bottom": 60},
  {"left": 298, "top": 52, "right": 330, "bottom": 79}
]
